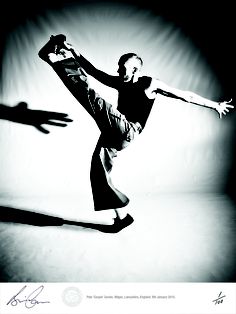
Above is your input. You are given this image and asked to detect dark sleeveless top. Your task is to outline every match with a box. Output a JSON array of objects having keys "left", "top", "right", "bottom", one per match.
[
  {"left": 78, "top": 55, "right": 155, "bottom": 128},
  {"left": 117, "top": 76, "right": 155, "bottom": 128}
]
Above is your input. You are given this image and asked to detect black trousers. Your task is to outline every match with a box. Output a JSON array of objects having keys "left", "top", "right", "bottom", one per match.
[{"left": 50, "top": 57, "right": 142, "bottom": 210}]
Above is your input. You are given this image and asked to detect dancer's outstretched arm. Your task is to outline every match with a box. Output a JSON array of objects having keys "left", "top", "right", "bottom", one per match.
[{"left": 150, "top": 78, "right": 234, "bottom": 118}]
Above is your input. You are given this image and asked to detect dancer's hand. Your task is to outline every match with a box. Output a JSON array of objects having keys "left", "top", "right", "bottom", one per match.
[
  {"left": 63, "top": 41, "right": 81, "bottom": 58},
  {"left": 63, "top": 41, "right": 76, "bottom": 52},
  {"left": 216, "top": 99, "right": 234, "bottom": 119}
]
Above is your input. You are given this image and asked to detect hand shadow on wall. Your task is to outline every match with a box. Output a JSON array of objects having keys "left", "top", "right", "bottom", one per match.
[{"left": 0, "top": 101, "right": 73, "bottom": 133}]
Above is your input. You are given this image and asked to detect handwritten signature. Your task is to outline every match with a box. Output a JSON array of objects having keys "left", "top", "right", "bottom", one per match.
[{"left": 6, "top": 285, "right": 50, "bottom": 309}]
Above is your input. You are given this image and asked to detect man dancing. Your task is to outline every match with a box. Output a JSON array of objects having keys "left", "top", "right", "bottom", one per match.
[{"left": 38, "top": 34, "right": 233, "bottom": 233}]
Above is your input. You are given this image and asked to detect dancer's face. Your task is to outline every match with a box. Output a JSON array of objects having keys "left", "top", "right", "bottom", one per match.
[{"left": 118, "top": 57, "right": 141, "bottom": 82}]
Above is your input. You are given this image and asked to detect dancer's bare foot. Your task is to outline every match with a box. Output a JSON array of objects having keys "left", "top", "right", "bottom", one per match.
[
  {"left": 38, "top": 34, "right": 73, "bottom": 63},
  {"left": 97, "top": 214, "right": 134, "bottom": 233}
]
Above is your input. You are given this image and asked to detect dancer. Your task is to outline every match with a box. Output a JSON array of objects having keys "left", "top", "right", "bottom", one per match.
[{"left": 38, "top": 34, "right": 233, "bottom": 232}]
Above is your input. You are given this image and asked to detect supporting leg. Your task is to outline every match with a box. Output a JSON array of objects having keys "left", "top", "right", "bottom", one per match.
[{"left": 90, "top": 136, "right": 129, "bottom": 211}]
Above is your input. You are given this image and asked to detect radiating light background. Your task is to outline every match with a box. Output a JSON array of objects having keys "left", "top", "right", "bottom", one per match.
[
  {"left": 0, "top": 1, "right": 235, "bottom": 282},
  {"left": 1, "top": 1, "right": 232, "bottom": 200}
]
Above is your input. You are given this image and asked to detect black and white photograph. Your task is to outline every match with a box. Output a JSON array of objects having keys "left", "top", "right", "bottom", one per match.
[{"left": 0, "top": 0, "right": 235, "bottom": 313}]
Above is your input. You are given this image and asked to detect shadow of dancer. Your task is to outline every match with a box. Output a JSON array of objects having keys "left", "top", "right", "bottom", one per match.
[
  {"left": 0, "top": 101, "right": 73, "bottom": 133},
  {"left": 0, "top": 206, "right": 131, "bottom": 233}
]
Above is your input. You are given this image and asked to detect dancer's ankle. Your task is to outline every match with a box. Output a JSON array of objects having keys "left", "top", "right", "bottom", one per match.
[{"left": 114, "top": 208, "right": 128, "bottom": 220}]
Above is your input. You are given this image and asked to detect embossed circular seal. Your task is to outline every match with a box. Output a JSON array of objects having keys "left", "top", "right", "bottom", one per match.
[{"left": 62, "top": 287, "right": 83, "bottom": 307}]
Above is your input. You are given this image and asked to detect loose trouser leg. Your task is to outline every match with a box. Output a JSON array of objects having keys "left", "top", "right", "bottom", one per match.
[
  {"left": 90, "top": 136, "right": 129, "bottom": 211},
  {"left": 51, "top": 57, "right": 135, "bottom": 149}
]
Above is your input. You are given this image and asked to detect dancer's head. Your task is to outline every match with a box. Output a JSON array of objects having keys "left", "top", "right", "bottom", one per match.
[{"left": 118, "top": 53, "right": 143, "bottom": 82}]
